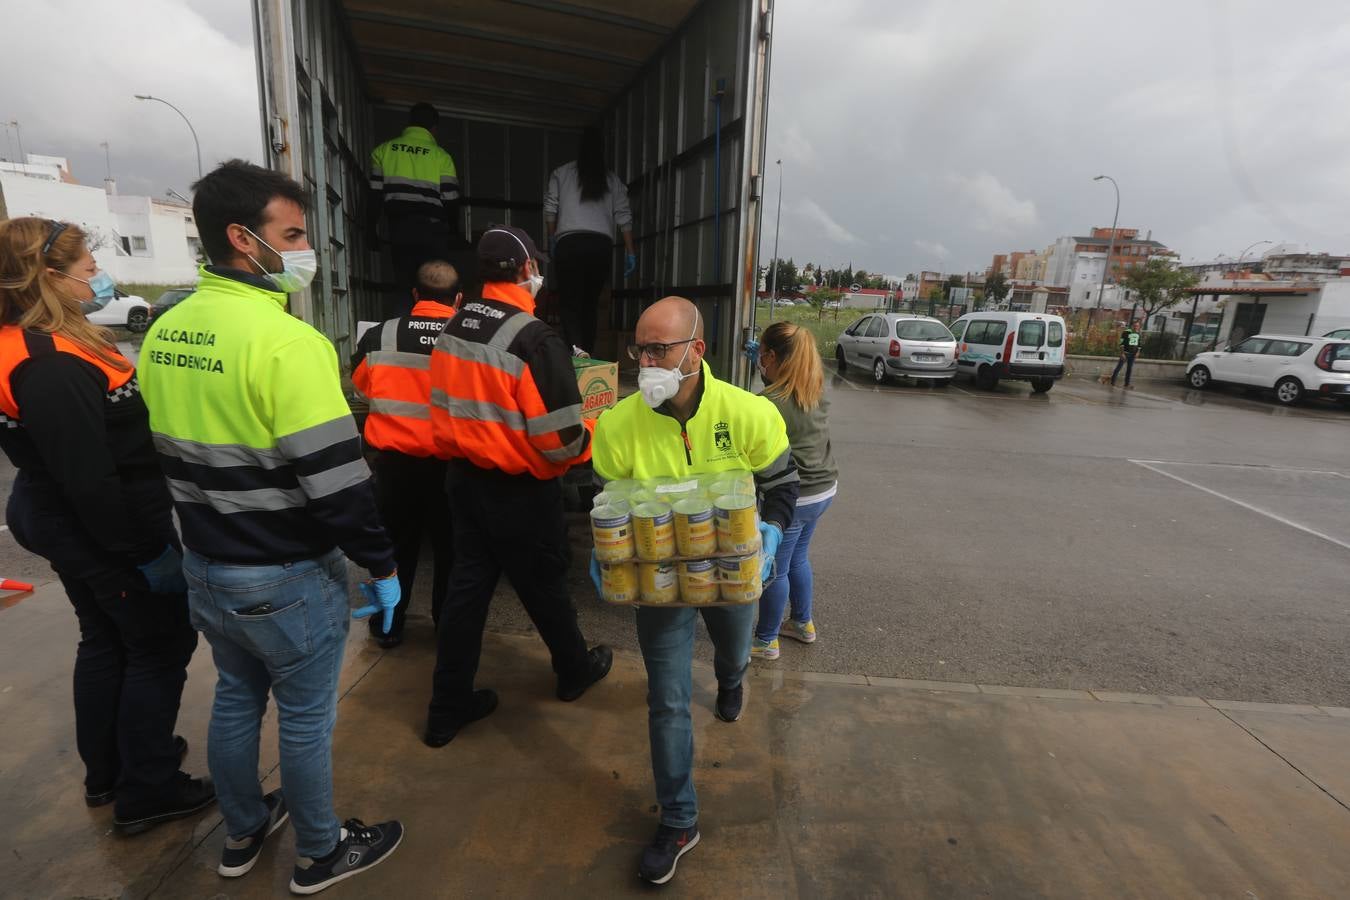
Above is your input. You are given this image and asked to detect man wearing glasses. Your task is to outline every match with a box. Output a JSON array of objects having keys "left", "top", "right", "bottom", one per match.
[{"left": 591, "top": 296, "right": 798, "bottom": 885}]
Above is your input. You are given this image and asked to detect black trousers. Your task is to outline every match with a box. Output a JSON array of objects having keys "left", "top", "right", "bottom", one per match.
[
  {"left": 6, "top": 475, "right": 197, "bottom": 809},
  {"left": 369, "top": 450, "right": 453, "bottom": 637},
  {"left": 428, "top": 462, "right": 589, "bottom": 721},
  {"left": 1112, "top": 352, "right": 1137, "bottom": 385},
  {"left": 554, "top": 232, "right": 614, "bottom": 355}
]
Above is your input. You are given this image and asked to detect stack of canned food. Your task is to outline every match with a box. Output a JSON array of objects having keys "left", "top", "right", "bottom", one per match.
[{"left": 590, "top": 472, "right": 765, "bottom": 606}]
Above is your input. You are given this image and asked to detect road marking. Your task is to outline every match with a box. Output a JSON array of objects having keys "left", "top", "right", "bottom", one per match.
[
  {"left": 1129, "top": 459, "right": 1350, "bottom": 552},
  {"left": 1131, "top": 459, "right": 1349, "bottom": 478}
]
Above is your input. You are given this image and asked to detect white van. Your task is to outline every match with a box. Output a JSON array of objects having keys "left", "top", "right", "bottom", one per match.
[{"left": 949, "top": 311, "right": 1067, "bottom": 392}]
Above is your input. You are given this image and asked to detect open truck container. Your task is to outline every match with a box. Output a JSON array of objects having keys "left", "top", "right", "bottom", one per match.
[{"left": 250, "top": 0, "right": 775, "bottom": 385}]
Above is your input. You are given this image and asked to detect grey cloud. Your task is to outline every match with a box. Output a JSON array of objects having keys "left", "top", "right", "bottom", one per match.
[{"left": 765, "top": 0, "right": 1350, "bottom": 275}]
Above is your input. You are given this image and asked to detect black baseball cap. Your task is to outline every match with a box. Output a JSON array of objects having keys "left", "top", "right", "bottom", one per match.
[{"left": 477, "top": 225, "right": 548, "bottom": 273}]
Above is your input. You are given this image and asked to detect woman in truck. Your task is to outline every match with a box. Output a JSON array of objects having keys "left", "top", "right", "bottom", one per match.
[
  {"left": 543, "top": 126, "right": 636, "bottom": 356},
  {"left": 750, "top": 321, "right": 839, "bottom": 659},
  {"left": 0, "top": 217, "right": 211, "bottom": 834}
]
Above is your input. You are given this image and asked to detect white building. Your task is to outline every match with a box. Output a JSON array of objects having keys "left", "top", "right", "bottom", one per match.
[
  {"left": 0, "top": 155, "right": 199, "bottom": 285},
  {"left": 1041, "top": 236, "right": 1078, "bottom": 287}
]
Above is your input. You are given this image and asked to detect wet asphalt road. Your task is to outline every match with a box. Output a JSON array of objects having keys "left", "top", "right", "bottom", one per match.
[{"left": 1, "top": 368, "right": 1346, "bottom": 705}]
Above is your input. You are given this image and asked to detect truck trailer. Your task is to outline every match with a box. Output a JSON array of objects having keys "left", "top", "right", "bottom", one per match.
[{"left": 251, "top": 0, "right": 775, "bottom": 384}]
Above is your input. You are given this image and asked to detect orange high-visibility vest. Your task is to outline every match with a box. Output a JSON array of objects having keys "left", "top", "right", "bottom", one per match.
[
  {"left": 0, "top": 326, "right": 134, "bottom": 423},
  {"left": 351, "top": 300, "right": 455, "bottom": 457},
  {"left": 429, "top": 282, "right": 591, "bottom": 479}
]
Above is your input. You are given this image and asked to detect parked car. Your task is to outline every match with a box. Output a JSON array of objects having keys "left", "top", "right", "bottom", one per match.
[
  {"left": 149, "top": 287, "right": 195, "bottom": 320},
  {"left": 1322, "top": 327, "right": 1350, "bottom": 340},
  {"left": 948, "top": 311, "right": 1067, "bottom": 392},
  {"left": 836, "top": 313, "right": 956, "bottom": 385},
  {"left": 1186, "top": 334, "right": 1350, "bottom": 406},
  {"left": 87, "top": 294, "right": 152, "bottom": 333}
]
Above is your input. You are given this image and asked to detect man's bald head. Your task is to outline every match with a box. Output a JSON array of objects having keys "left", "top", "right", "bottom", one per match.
[
  {"left": 415, "top": 260, "right": 460, "bottom": 297},
  {"left": 637, "top": 296, "right": 703, "bottom": 345}
]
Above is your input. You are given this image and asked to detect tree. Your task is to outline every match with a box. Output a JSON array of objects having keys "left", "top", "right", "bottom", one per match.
[
  {"left": 764, "top": 257, "right": 799, "bottom": 297},
  {"left": 1120, "top": 258, "right": 1199, "bottom": 328},
  {"left": 808, "top": 287, "right": 842, "bottom": 321},
  {"left": 985, "top": 271, "right": 1010, "bottom": 307},
  {"left": 944, "top": 274, "right": 963, "bottom": 299}
]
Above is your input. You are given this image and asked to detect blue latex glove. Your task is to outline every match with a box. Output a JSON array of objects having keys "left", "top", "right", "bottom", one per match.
[
  {"left": 589, "top": 550, "right": 603, "bottom": 596},
  {"left": 624, "top": 253, "right": 637, "bottom": 277},
  {"left": 352, "top": 572, "right": 400, "bottom": 634},
  {"left": 138, "top": 545, "right": 188, "bottom": 594},
  {"left": 744, "top": 339, "right": 760, "bottom": 367},
  {"left": 758, "top": 522, "right": 782, "bottom": 583}
]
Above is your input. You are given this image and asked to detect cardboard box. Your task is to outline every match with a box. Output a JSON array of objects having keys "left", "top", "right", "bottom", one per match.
[{"left": 574, "top": 358, "right": 618, "bottom": 418}]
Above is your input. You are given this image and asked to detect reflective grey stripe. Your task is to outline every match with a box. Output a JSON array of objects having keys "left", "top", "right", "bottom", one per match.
[
  {"left": 758, "top": 469, "right": 800, "bottom": 492},
  {"left": 276, "top": 417, "right": 358, "bottom": 460},
  {"left": 527, "top": 404, "right": 582, "bottom": 436},
  {"left": 369, "top": 398, "right": 431, "bottom": 419},
  {"left": 437, "top": 337, "right": 525, "bottom": 377},
  {"left": 381, "top": 320, "right": 401, "bottom": 352},
  {"left": 167, "top": 478, "right": 307, "bottom": 513},
  {"left": 490, "top": 312, "right": 534, "bottom": 351},
  {"left": 429, "top": 390, "right": 525, "bottom": 429},
  {"left": 297, "top": 459, "right": 371, "bottom": 500},
  {"left": 367, "top": 350, "right": 431, "bottom": 371},
  {"left": 383, "top": 191, "right": 442, "bottom": 207},
  {"left": 442, "top": 189, "right": 460, "bottom": 201},
  {"left": 540, "top": 432, "right": 587, "bottom": 463},
  {"left": 757, "top": 447, "right": 795, "bottom": 479},
  {"left": 384, "top": 175, "right": 437, "bottom": 190},
  {"left": 153, "top": 434, "right": 288, "bottom": 470}
]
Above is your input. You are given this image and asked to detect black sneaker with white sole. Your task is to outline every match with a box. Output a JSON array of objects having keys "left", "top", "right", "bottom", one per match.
[
  {"left": 289, "top": 818, "right": 404, "bottom": 895},
  {"left": 715, "top": 683, "right": 743, "bottom": 722},
  {"left": 218, "top": 789, "right": 289, "bottom": 877},
  {"left": 638, "top": 822, "right": 700, "bottom": 885}
]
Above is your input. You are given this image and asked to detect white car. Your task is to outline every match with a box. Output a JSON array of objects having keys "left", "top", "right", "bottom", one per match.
[
  {"left": 1186, "top": 333, "right": 1350, "bottom": 406},
  {"left": 88, "top": 294, "right": 152, "bottom": 333},
  {"left": 949, "top": 311, "right": 1067, "bottom": 392}
]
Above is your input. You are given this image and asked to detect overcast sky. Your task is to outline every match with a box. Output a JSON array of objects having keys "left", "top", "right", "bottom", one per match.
[{"left": 3, "top": 0, "right": 1347, "bottom": 280}]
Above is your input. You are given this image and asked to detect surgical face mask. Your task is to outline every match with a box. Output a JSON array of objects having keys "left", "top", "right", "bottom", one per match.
[
  {"left": 520, "top": 272, "right": 544, "bottom": 298},
  {"left": 58, "top": 269, "right": 118, "bottom": 313},
  {"left": 243, "top": 226, "right": 317, "bottom": 293},
  {"left": 638, "top": 321, "right": 699, "bottom": 408}
]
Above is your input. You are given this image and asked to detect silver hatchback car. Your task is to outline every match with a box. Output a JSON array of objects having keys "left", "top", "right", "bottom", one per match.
[{"left": 835, "top": 313, "right": 957, "bottom": 384}]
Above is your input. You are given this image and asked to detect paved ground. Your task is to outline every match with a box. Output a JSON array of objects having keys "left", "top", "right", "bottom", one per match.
[
  {"left": 3, "top": 602, "right": 1348, "bottom": 899},
  {"left": 1, "top": 369, "right": 1346, "bottom": 706}
]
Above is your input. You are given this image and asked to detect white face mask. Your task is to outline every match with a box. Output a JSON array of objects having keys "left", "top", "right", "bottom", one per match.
[
  {"left": 638, "top": 320, "right": 699, "bottom": 408},
  {"left": 520, "top": 272, "right": 544, "bottom": 298},
  {"left": 243, "top": 226, "right": 317, "bottom": 293}
]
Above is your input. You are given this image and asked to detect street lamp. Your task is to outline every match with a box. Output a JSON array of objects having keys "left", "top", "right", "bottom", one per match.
[
  {"left": 1234, "top": 239, "right": 1272, "bottom": 276},
  {"left": 1092, "top": 175, "right": 1120, "bottom": 311},
  {"left": 134, "top": 94, "right": 202, "bottom": 179},
  {"left": 768, "top": 159, "right": 783, "bottom": 321}
]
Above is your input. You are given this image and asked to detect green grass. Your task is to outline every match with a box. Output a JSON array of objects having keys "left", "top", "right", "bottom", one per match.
[{"left": 753, "top": 301, "right": 868, "bottom": 358}]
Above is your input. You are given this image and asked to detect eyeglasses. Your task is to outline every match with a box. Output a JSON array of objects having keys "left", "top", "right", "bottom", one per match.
[
  {"left": 627, "top": 339, "right": 695, "bottom": 362},
  {"left": 41, "top": 221, "right": 69, "bottom": 256}
]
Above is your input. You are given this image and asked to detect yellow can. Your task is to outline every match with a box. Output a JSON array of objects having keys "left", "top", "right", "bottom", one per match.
[
  {"left": 672, "top": 498, "right": 717, "bottom": 557},
  {"left": 599, "top": 561, "right": 639, "bottom": 605},
  {"left": 677, "top": 560, "right": 719, "bottom": 605},
  {"left": 717, "top": 553, "right": 763, "bottom": 603},
  {"left": 590, "top": 504, "right": 635, "bottom": 562},
  {"left": 638, "top": 562, "right": 679, "bottom": 604},
  {"left": 714, "top": 493, "right": 759, "bottom": 554},
  {"left": 632, "top": 502, "right": 676, "bottom": 562}
]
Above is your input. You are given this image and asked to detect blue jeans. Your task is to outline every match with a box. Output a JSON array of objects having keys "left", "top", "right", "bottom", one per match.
[
  {"left": 635, "top": 603, "right": 755, "bottom": 828},
  {"left": 184, "top": 548, "right": 349, "bottom": 858},
  {"left": 1111, "top": 352, "right": 1136, "bottom": 385},
  {"left": 755, "top": 496, "right": 832, "bottom": 642}
]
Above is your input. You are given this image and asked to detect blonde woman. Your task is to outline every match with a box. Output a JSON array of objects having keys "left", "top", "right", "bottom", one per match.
[
  {"left": 0, "top": 218, "right": 211, "bottom": 833},
  {"left": 752, "top": 322, "right": 839, "bottom": 659}
]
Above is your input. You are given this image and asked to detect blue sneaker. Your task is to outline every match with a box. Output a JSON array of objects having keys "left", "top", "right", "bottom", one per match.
[{"left": 218, "top": 789, "right": 288, "bottom": 877}]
